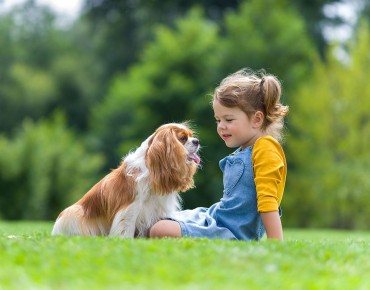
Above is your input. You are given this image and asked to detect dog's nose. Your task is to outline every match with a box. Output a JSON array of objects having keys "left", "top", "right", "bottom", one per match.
[{"left": 192, "top": 139, "right": 199, "bottom": 146}]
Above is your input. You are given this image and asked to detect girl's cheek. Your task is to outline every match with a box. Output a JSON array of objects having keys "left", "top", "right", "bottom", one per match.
[{"left": 216, "top": 125, "right": 222, "bottom": 134}]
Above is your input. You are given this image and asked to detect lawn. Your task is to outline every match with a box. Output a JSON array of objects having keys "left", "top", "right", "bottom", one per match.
[{"left": 1, "top": 221, "right": 370, "bottom": 290}]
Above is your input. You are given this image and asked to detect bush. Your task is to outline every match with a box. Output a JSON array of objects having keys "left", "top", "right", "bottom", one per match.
[
  {"left": 285, "top": 23, "right": 370, "bottom": 229},
  {"left": 0, "top": 113, "right": 104, "bottom": 220}
]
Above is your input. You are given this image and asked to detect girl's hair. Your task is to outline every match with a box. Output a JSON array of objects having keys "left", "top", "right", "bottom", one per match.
[{"left": 213, "top": 68, "right": 289, "bottom": 142}]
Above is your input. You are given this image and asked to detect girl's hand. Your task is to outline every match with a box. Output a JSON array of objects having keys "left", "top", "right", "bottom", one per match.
[{"left": 260, "top": 211, "right": 283, "bottom": 240}]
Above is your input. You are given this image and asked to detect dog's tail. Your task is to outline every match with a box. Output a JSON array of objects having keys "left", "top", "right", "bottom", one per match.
[{"left": 51, "top": 205, "right": 109, "bottom": 236}]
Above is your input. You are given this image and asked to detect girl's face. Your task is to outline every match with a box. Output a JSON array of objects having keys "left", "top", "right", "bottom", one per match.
[{"left": 213, "top": 100, "right": 264, "bottom": 149}]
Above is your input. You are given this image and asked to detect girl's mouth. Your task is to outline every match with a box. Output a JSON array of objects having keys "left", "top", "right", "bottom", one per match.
[{"left": 222, "top": 134, "right": 231, "bottom": 140}]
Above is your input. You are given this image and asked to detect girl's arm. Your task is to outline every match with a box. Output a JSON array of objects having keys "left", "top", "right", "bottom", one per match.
[
  {"left": 252, "top": 137, "right": 286, "bottom": 241},
  {"left": 261, "top": 211, "right": 283, "bottom": 240}
]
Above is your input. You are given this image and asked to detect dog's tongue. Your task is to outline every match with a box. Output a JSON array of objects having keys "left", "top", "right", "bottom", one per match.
[{"left": 188, "top": 153, "right": 201, "bottom": 164}]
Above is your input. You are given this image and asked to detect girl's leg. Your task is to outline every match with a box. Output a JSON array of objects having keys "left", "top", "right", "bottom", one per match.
[{"left": 149, "top": 220, "right": 182, "bottom": 238}]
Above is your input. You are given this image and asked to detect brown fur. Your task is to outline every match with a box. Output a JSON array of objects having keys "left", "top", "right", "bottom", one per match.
[{"left": 74, "top": 163, "right": 137, "bottom": 224}]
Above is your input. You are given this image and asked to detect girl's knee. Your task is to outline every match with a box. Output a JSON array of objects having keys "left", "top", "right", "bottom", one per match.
[
  {"left": 148, "top": 222, "right": 163, "bottom": 238},
  {"left": 149, "top": 220, "right": 182, "bottom": 238}
]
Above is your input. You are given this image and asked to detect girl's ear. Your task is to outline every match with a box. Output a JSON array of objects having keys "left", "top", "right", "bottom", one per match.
[{"left": 252, "top": 111, "right": 264, "bottom": 128}]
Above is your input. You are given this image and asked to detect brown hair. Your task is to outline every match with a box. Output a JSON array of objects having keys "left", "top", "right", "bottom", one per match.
[{"left": 213, "top": 68, "right": 289, "bottom": 141}]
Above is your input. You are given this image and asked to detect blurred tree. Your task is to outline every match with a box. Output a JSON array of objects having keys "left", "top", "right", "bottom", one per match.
[
  {"left": 81, "top": 0, "right": 241, "bottom": 84},
  {"left": 90, "top": 8, "right": 222, "bottom": 156},
  {"left": 90, "top": 8, "right": 224, "bottom": 207},
  {"left": 361, "top": 0, "right": 370, "bottom": 20},
  {"left": 90, "top": 2, "right": 316, "bottom": 209},
  {"left": 0, "top": 1, "right": 101, "bottom": 133},
  {"left": 0, "top": 2, "right": 58, "bottom": 133},
  {"left": 80, "top": 0, "right": 341, "bottom": 85},
  {"left": 0, "top": 113, "right": 104, "bottom": 220},
  {"left": 0, "top": 62, "right": 57, "bottom": 132},
  {"left": 221, "top": 0, "right": 317, "bottom": 97},
  {"left": 47, "top": 49, "right": 102, "bottom": 130},
  {"left": 293, "top": 0, "right": 343, "bottom": 57},
  {"left": 285, "top": 22, "right": 370, "bottom": 229},
  {"left": 354, "top": 0, "right": 370, "bottom": 31}
]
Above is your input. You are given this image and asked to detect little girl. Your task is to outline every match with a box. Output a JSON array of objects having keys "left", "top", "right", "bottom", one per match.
[{"left": 149, "top": 68, "right": 289, "bottom": 241}]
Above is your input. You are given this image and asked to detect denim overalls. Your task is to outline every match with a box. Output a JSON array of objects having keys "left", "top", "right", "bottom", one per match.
[{"left": 172, "top": 145, "right": 266, "bottom": 241}]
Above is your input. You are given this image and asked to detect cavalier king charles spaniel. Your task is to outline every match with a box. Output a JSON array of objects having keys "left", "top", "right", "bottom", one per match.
[{"left": 52, "top": 122, "right": 200, "bottom": 237}]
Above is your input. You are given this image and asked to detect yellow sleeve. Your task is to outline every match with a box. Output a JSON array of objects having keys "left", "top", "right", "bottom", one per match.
[{"left": 252, "top": 136, "right": 287, "bottom": 213}]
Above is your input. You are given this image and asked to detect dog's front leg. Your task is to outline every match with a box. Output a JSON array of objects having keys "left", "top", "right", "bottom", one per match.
[{"left": 109, "top": 205, "right": 138, "bottom": 238}]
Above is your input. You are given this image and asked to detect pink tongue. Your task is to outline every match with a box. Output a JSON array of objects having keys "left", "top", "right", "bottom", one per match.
[{"left": 189, "top": 153, "right": 201, "bottom": 164}]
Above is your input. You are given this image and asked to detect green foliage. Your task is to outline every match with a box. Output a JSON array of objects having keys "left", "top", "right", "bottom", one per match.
[
  {"left": 90, "top": 8, "right": 224, "bottom": 206},
  {"left": 0, "top": 4, "right": 57, "bottom": 132},
  {"left": 82, "top": 0, "right": 241, "bottom": 81},
  {"left": 91, "top": 3, "right": 316, "bottom": 209},
  {"left": 285, "top": 22, "right": 370, "bottom": 229},
  {"left": 0, "top": 114, "right": 104, "bottom": 220},
  {"left": 1, "top": 221, "right": 370, "bottom": 289},
  {"left": 90, "top": 8, "right": 225, "bottom": 206},
  {"left": 222, "top": 0, "right": 316, "bottom": 93},
  {"left": 0, "top": 1, "right": 101, "bottom": 133}
]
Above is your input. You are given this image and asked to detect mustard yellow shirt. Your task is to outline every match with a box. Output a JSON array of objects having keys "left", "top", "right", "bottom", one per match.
[{"left": 252, "top": 136, "right": 287, "bottom": 213}]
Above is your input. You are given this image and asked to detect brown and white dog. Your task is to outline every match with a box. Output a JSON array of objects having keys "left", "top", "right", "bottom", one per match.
[{"left": 51, "top": 123, "right": 200, "bottom": 237}]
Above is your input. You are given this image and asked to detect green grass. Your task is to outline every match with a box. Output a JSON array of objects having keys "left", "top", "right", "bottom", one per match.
[{"left": 1, "top": 221, "right": 370, "bottom": 290}]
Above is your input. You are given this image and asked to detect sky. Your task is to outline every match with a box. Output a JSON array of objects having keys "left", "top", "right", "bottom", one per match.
[
  {"left": 1, "top": 0, "right": 83, "bottom": 20},
  {"left": 323, "top": 0, "right": 361, "bottom": 42}
]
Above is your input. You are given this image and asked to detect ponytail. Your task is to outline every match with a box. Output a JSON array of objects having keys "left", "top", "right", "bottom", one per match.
[
  {"left": 259, "top": 73, "right": 289, "bottom": 142},
  {"left": 261, "top": 75, "right": 289, "bottom": 126}
]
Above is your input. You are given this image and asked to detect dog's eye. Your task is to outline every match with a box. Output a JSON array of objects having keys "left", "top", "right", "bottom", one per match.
[{"left": 180, "top": 135, "right": 187, "bottom": 142}]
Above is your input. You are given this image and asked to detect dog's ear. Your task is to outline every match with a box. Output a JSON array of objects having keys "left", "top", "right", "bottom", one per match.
[{"left": 145, "top": 128, "right": 195, "bottom": 194}]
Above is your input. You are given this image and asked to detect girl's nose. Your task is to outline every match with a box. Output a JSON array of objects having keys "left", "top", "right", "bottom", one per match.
[{"left": 218, "top": 122, "right": 226, "bottom": 130}]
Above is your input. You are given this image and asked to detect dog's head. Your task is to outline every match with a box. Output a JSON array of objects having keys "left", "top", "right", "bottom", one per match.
[{"left": 145, "top": 122, "right": 201, "bottom": 194}]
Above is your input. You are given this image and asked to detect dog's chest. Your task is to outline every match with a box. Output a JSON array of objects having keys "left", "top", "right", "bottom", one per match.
[{"left": 133, "top": 192, "right": 178, "bottom": 235}]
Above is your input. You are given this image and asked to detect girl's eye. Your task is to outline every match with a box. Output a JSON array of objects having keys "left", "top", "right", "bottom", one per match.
[{"left": 226, "top": 119, "right": 233, "bottom": 122}]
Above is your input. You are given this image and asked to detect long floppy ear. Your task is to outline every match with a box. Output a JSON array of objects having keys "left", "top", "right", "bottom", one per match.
[{"left": 145, "top": 128, "right": 195, "bottom": 194}]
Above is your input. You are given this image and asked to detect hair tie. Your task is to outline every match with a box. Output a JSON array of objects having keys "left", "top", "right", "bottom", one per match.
[
  {"left": 260, "top": 76, "right": 265, "bottom": 88},
  {"left": 259, "top": 77, "right": 265, "bottom": 100}
]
